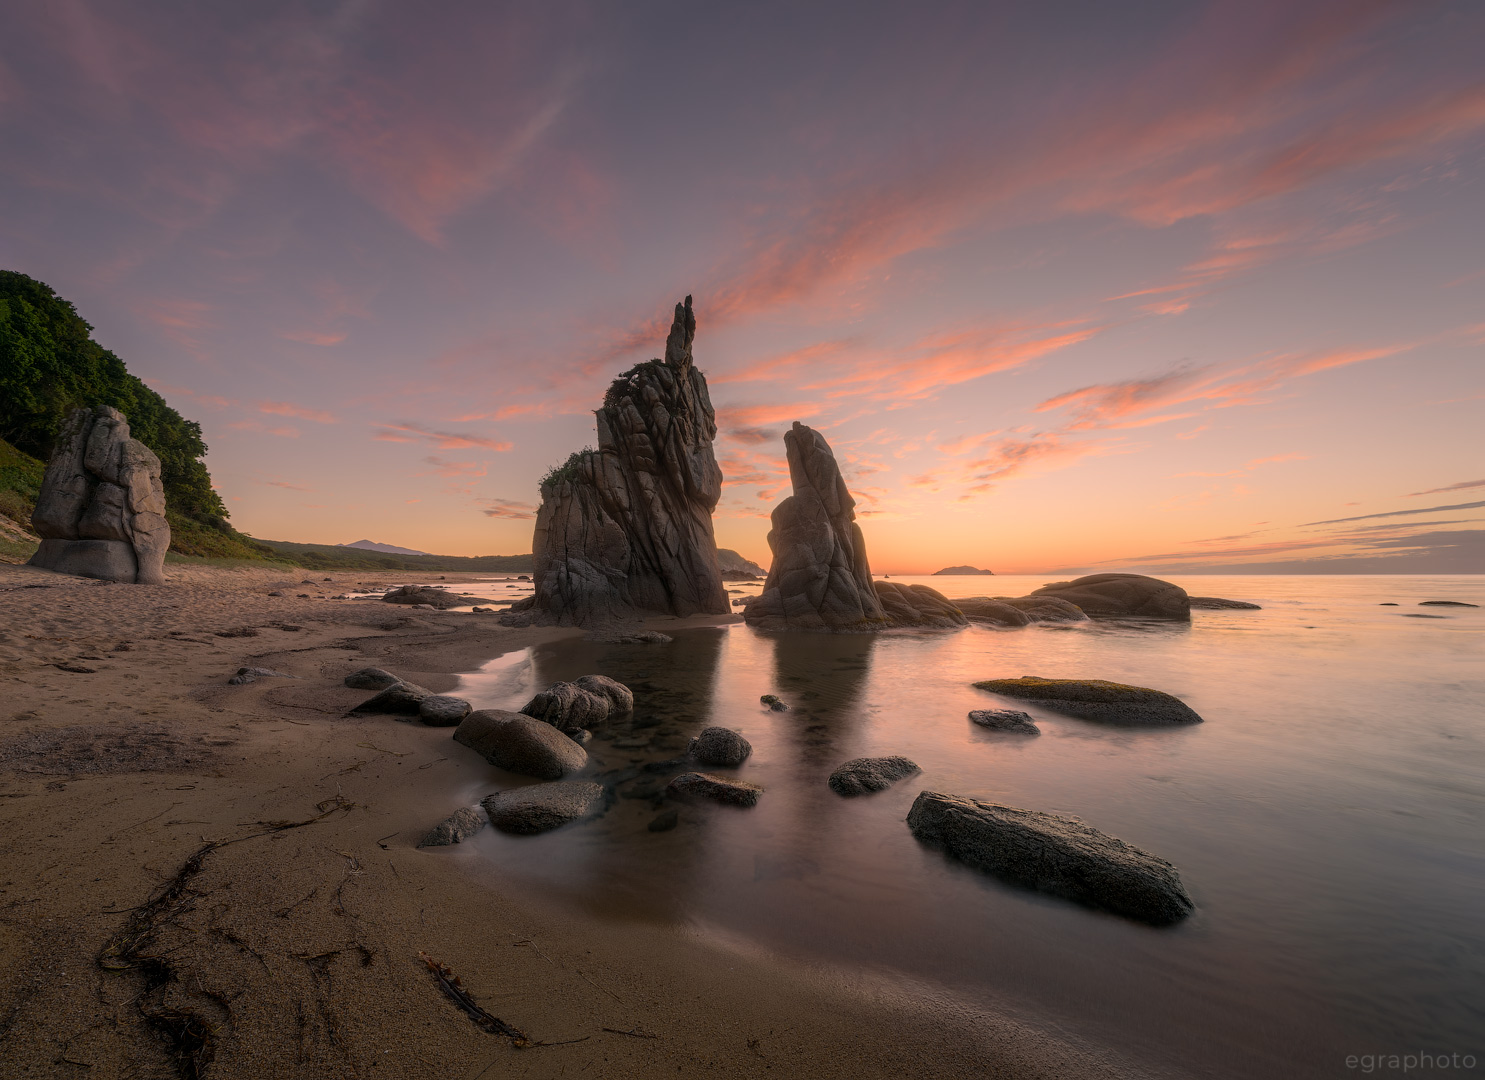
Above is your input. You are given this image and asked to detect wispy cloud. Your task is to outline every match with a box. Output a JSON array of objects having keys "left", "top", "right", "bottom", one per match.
[
  {"left": 478, "top": 497, "right": 537, "bottom": 519},
  {"left": 1300, "top": 500, "right": 1485, "bottom": 527},
  {"left": 372, "top": 422, "right": 512, "bottom": 451},
  {"left": 259, "top": 401, "right": 338, "bottom": 424},
  {"left": 1405, "top": 478, "right": 1485, "bottom": 498}
]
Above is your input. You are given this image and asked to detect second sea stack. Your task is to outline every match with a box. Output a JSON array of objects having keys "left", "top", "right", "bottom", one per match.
[
  {"left": 513, "top": 297, "right": 730, "bottom": 626},
  {"left": 744, "top": 422, "right": 966, "bottom": 632}
]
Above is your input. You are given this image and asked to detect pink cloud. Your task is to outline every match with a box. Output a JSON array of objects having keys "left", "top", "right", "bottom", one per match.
[
  {"left": 372, "top": 422, "right": 512, "bottom": 451},
  {"left": 258, "top": 401, "right": 338, "bottom": 424}
]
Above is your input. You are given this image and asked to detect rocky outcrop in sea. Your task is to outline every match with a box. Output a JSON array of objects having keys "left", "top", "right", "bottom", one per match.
[
  {"left": 511, "top": 296, "right": 729, "bottom": 627},
  {"left": 29, "top": 406, "right": 171, "bottom": 584},
  {"left": 743, "top": 422, "right": 967, "bottom": 633}
]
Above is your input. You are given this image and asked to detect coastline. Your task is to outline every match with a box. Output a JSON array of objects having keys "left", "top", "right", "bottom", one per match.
[{"left": 0, "top": 563, "right": 1133, "bottom": 1078}]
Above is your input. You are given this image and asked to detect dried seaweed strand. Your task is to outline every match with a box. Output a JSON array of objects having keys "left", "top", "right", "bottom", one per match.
[{"left": 418, "top": 952, "right": 529, "bottom": 1046}]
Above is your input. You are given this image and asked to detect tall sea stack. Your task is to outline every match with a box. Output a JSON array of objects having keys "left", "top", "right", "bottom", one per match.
[
  {"left": 29, "top": 406, "right": 171, "bottom": 584},
  {"left": 744, "top": 422, "right": 966, "bottom": 632},
  {"left": 517, "top": 296, "right": 729, "bottom": 626}
]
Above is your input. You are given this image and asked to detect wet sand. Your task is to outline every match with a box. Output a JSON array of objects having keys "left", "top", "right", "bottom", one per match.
[{"left": 0, "top": 563, "right": 1133, "bottom": 1079}]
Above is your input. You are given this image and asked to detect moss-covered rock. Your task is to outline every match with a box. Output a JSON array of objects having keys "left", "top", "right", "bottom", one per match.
[{"left": 972, "top": 676, "right": 1203, "bottom": 725}]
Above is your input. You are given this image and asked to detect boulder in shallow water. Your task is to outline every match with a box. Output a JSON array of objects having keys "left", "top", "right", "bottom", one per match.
[
  {"left": 953, "top": 598, "right": 1032, "bottom": 627},
  {"left": 873, "top": 581, "right": 970, "bottom": 629},
  {"left": 906, "top": 791, "right": 1194, "bottom": 925},
  {"left": 973, "top": 677, "right": 1202, "bottom": 725},
  {"left": 689, "top": 726, "right": 752, "bottom": 767},
  {"left": 667, "top": 772, "right": 763, "bottom": 806},
  {"left": 454, "top": 710, "right": 588, "bottom": 779},
  {"left": 573, "top": 673, "right": 634, "bottom": 713},
  {"left": 760, "top": 694, "right": 789, "bottom": 712},
  {"left": 969, "top": 709, "right": 1040, "bottom": 734},
  {"left": 419, "top": 695, "right": 472, "bottom": 726},
  {"left": 1188, "top": 596, "right": 1262, "bottom": 610},
  {"left": 1030, "top": 574, "right": 1190, "bottom": 620},
  {"left": 827, "top": 756, "right": 920, "bottom": 796},
  {"left": 417, "top": 806, "right": 486, "bottom": 847},
  {"left": 344, "top": 667, "right": 401, "bottom": 690},
  {"left": 481, "top": 781, "right": 607, "bottom": 834},
  {"left": 992, "top": 596, "right": 1089, "bottom": 623},
  {"left": 1419, "top": 600, "right": 1477, "bottom": 607},
  {"left": 521, "top": 681, "right": 612, "bottom": 732}
]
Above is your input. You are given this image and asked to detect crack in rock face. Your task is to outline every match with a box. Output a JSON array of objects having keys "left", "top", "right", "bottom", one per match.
[{"left": 515, "top": 296, "right": 729, "bottom": 627}]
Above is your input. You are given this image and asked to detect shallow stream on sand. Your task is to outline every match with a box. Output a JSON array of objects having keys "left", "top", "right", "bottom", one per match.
[{"left": 452, "top": 575, "right": 1484, "bottom": 1079}]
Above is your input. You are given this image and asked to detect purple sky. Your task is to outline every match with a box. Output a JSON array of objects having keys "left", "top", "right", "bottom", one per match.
[{"left": 2, "top": 0, "right": 1481, "bottom": 572}]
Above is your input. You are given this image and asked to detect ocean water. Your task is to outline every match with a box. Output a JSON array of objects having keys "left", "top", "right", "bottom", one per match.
[{"left": 453, "top": 575, "right": 1485, "bottom": 1079}]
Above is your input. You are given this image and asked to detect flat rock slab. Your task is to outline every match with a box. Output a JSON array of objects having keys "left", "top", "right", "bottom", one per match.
[
  {"left": 354, "top": 682, "right": 433, "bottom": 714},
  {"left": 906, "top": 791, "right": 1194, "bottom": 926},
  {"left": 828, "top": 756, "right": 920, "bottom": 796},
  {"left": 417, "top": 806, "right": 486, "bottom": 847},
  {"left": 1419, "top": 600, "right": 1477, "bottom": 607},
  {"left": 228, "top": 666, "right": 295, "bottom": 685},
  {"left": 973, "top": 677, "right": 1203, "bottom": 725},
  {"left": 667, "top": 772, "right": 763, "bottom": 807},
  {"left": 344, "top": 667, "right": 401, "bottom": 690},
  {"left": 454, "top": 710, "right": 587, "bottom": 780},
  {"left": 419, "top": 695, "right": 472, "bottom": 726},
  {"left": 481, "top": 782, "right": 607, "bottom": 835},
  {"left": 1188, "top": 597, "right": 1262, "bottom": 610},
  {"left": 968, "top": 709, "right": 1040, "bottom": 734},
  {"left": 689, "top": 726, "right": 753, "bottom": 766}
]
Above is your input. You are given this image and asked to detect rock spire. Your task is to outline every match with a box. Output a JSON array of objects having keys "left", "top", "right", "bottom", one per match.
[
  {"left": 516, "top": 296, "right": 729, "bottom": 626},
  {"left": 743, "top": 422, "right": 966, "bottom": 632},
  {"left": 29, "top": 406, "right": 171, "bottom": 584}
]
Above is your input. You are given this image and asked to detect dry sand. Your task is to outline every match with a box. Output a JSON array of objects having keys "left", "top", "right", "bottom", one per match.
[{"left": 0, "top": 563, "right": 1134, "bottom": 1079}]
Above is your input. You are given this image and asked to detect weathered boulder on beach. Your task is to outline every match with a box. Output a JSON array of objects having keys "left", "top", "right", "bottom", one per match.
[
  {"left": 454, "top": 710, "right": 588, "bottom": 779},
  {"left": 744, "top": 422, "right": 968, "bottom": 633},
  {"left": 227, "top": 666, "right": 296, "bottom": 685},
  {"left": 418, "top": 695, "right": 472, "bottom": 726},
  {"left": 417, "top": 806, "right": 487, "bottom": 848},
  {"left": 521, "top": 681, "right": 613, "bottom": 732},
  {"left": 969, "top": 709, "right": 1041, "bottom": 734},
  {"left": 1030, "top": 574, "right": 1190, "bottom": 619},
  {"left": 974, "top": 677, "right": 1203, "bottom": 725},
  {"left": 29, "top": 406, "right": 171, "bottom": 584},
  {"left": 344, "top": 667, "right": 401, "bottom": 690},
  {"left": 511, "top": 296, "right": 730, "bottom": 627},
  {"left": 667, "top": 772, "right": 764, "bottom": 806},
  {"left": 828, "top": 756, "right": 920, "bottom": 796},
  {"left": 481, "top": 782, "right": 607, "bottom": 834},
  {"left": 906, "top": 791, "right": 1194, "bottom": 925},
  {"left": 354, "top": 681, "right": 434, "bottom": 715},
  {"left": 689, "top": 726, "right": 752, "bottom": 766}
]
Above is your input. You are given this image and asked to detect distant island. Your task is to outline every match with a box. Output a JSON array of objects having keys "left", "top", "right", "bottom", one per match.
[
  {"left": 339, "top": 539, "right": 430, "bottom": 556},
  {"left": 933, "top": 565, "right": 995, "bottom": 575}
]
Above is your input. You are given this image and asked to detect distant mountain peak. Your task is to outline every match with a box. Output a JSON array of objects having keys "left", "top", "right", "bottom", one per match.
[{"left": 339, "top": 539, "right": 430, "bottom": 556}]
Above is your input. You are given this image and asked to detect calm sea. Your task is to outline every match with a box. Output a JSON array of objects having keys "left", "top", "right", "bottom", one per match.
[{"left": 450, "top": 575, "right": 1484, "bottom": 1079}]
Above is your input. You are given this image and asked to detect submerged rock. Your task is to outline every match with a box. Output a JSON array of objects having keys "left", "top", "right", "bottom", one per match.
[
  {"left": 417, "top": 806, "right": 486, "bottom": 848},
  {"left": 419, "top": 695, "right": 472, "bottom": 726},
  {"left": 974, "top": 677, "right": 1202, "bottom": 725},
  {"left": 648, "top": 809, "right": 680, "bottom": 832},
  {"left": 1030, "top": 574, "right": 1190, "bottom": 620},
  {"left": 481, "top": 782, "right": 607, "bottom": 834},
  {"left": 1188, "top": 596, "right": 1262, "bottom": 610},
  {"left": 584, "top": 629, "right": 674, "bottom": 644},
  {"left": 689, "top": 726, "right": 753, "bottom": 767},
  {"left": 521, "top": 681, "right": 612, "bottom": 732},
  {"left": 1419, "top": 600, "right": 1478, "bottom": 607},
  {"left": 744, "top": 422, "right": 967, "bottom": 633},
  {"left": 29, "top": 406, "right": 170, "bottom": 584},
  {"left": 827, "top": 756, "right": 920, "bottom": 796},
  {"left": 454, "top": 710, "right": 588, "bottom": 780},
  {"left": 906, "top": 791, "right": 1194, "bottom": 925},
  {"left": 760, "top": 694, "right": 790, "bottom": 712},
  {"left": 969, "top": 709, "right": 1040, "bottom": 734},
  {"left": 344, "top": 667, "right": 402, "bottom": 690},
  {"left": 516, "top": 296, "right": 730, "bottom": 627},
  {"left": 667, "top": 772, "right": 763, "bottom": 806}
]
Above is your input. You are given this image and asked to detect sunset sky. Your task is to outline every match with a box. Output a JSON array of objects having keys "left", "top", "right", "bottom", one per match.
[{"left": 2, "top": 1, "right": 1481, "bottom": 573}]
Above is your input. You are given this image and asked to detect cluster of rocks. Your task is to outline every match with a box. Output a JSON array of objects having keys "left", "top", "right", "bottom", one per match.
[
  {"left": 381, "top": 585, "right": 498, "bottom": 610},
  {"left": 29, "top": 406, "right": 171, "bottom": 584},
  {"left": 508, "top": 296, "right": 731, "bottom": 627},
  {"left": 743, "top": 422, "right": 968, "bottom": 632},
  {"left": 345, "top": 667, "right": 473, "bottom": 726}
]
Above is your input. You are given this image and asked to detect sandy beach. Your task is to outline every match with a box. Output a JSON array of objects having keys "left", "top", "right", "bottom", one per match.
[{"left": 0, "top": 563, "right": 1128, "bottom": 1080}]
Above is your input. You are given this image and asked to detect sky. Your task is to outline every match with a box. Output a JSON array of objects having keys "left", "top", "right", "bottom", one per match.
[{"left": 1, "top": 0, "right": 1481, "bottom": 574}]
